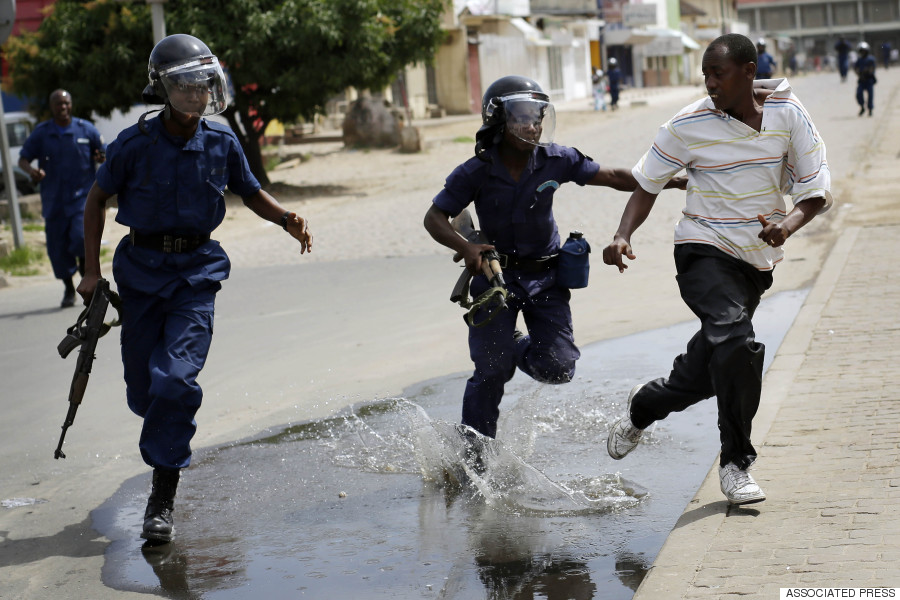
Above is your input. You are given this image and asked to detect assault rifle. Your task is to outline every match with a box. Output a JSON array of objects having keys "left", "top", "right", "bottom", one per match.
[
  {"left": 54, "top": 278, "right": 121, "bottom": 459},
  {"left": 449, "top": 209, "right": 509, "bottom": 327}
]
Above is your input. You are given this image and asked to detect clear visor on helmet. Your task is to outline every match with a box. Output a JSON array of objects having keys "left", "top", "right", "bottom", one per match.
[
  {"left": 503, "top": 94, "right": 556, "bottom": 147},
  {"left": 159, "top": 57, "right": 228, "bottom": 117}
]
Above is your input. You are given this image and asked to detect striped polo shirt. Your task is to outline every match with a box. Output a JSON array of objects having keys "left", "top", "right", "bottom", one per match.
[{"left": 633, "top": 78, "right": 833, "bottom": 271}]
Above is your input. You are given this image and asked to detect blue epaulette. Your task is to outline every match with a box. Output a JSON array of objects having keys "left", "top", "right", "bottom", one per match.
[{"left": 203, "top": 119, "right": 237, "bottom": 136}]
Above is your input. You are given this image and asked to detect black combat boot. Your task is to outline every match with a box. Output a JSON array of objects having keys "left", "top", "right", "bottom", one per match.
[{"left": 141, "top": 468, "right": 180, "bottom": 543}]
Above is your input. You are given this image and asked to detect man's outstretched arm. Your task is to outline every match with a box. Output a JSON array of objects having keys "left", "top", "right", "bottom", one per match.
[{"left": 602, "top": 186, "right": 659, "bottom": 273}]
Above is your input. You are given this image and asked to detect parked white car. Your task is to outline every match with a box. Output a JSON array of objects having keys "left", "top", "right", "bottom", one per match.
[{"left": 0, "top": 111, "right": 37, "bottom": 197}]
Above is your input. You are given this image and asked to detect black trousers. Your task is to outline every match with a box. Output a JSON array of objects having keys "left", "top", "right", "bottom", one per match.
[{"left": 631, "top": 244, "right": 773, "bottom": 470}]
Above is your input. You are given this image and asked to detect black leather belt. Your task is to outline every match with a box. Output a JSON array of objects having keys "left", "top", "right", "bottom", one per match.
[
  {"left": 496, "top": 253, "right": 558, "bottom": 272},
  {"left": 129, "top": 229, "right": 210, "bottom": 253}
]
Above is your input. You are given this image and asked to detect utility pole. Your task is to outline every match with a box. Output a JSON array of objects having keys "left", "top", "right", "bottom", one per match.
[
  {"left": 720, "top": 0, "right": 727, "bottom": 35},
  {"left": 0, "top": 0, "right": 23, "bottom": 249},
  {"left": 146, "top": 0, "right": 166, "bottom": 44}
]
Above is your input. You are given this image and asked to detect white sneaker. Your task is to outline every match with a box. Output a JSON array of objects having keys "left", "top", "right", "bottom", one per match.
[
  {"left": 607, "top": 384, "right": 645, "bottom": 460},
  {"left": 718, "top": 462, "right": 766, "bottom": 505}
]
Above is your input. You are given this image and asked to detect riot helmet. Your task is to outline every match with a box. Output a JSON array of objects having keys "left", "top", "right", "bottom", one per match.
[
  {"left": 475, "top": 75, "right": 556, "bottom": 155},
  {"left": 858, "top": 41, "right": 871, "bottom": 54},
  {"left": 143, "top": 34, "right": 228, "bottom": 117}
]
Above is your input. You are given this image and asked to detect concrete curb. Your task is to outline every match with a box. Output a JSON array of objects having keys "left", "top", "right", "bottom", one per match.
[{"left": 632, "top": 226, "right": 863, "bottom": 599}]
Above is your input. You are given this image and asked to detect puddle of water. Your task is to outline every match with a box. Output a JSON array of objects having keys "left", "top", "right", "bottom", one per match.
[{"left": 95, "top": 289, "right": 807, "bottom": 599}]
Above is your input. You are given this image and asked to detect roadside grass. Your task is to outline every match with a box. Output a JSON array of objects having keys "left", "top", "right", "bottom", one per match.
[
  {"left": 0, "top": 244, "right": 45, "bottom": 276},
  {"left": 0, "top": 222, "right": 111, "bottom": 278}
]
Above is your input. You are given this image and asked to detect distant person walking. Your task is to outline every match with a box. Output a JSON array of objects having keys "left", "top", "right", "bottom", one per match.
[
  {"left": 881, "top": 41, "right": 892, "bottom": 69},
  {"left": 18, "top": 89, "right": 106, "bottom": 308},
  {"left": 855, "top": 42, "right": 877, "bottom": 116},
  {"left": 835, "top": 37, "right": 851, "bottom": 82},
  {"left": 755, "top": 39, "right": 776, "bottom": 79},
  {"left": 592, "top": 68, "right": 607, "bottom": 111},
  {"left": 607, "top": 58, "right": 622, "bottom": 110}
]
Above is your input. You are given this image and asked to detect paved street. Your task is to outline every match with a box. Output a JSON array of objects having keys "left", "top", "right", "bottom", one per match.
[{"left": 1, "top": 67, "right": 899, "bottom": 598}]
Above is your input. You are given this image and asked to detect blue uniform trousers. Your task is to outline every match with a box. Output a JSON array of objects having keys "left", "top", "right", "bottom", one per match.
[
  {"left": 630, "top": 244, "right": 772, "bottom": 470},
  {"left": 839, "top": 58, "right": 849, "bottom": 79},
  {"left": 462, "top": 276, "right": 579, "bottom": 438},
  {"left": 857, "top": 80, "right": 875, "bottom": 110},
  {"left": 119, "top": 280, "right": 219, "bottom": 470},
  {"left": 44, "top": 213, "right": 84, "bottom": 280}
]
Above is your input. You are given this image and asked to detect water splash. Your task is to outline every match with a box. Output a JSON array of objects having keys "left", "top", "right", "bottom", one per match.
[{"left": 319, "top": 398, "right": 647, "bottom": 516}]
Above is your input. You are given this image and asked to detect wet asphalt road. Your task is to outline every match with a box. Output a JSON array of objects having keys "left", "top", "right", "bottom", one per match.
[{"left": 95, "top": 291, "right": 806, "bottom": 599}]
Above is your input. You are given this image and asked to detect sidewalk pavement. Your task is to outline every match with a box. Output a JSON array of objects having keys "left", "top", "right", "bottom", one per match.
[{"left": 633, "top": 97, "right": 900, "bottom": 595}]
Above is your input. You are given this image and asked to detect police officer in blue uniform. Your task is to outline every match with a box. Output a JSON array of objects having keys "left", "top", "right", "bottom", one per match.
[
  {"left": 855, "top": 42, "right": 877, "bottom": 116},
  {"left": 424, "top": 76, "right": 683, "bottom": 445},
  {"left": 77, "top": 34, "right": 312, "bottom": 543},
  {"left": 19, "top": 89, "right": 106, "bottom": 307},
  {"left": 755, "top": 39, "right": 776, "bottom": 79}
]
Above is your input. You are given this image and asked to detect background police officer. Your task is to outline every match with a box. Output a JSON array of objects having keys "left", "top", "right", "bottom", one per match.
[
  {"left": 19, "top": 89, "right": 105, "bottom": 307},
  {"left": 855, "top": 42, "right": 877, "bottom": 116},
  {"left": 755, "top": 39, "right": 777, "bottom": 79},
  {"left": 78, "top": 34, "right": 312, "bottom": 543}
]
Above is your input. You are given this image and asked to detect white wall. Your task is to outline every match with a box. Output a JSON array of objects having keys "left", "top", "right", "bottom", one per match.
[{"left": 92, "top": 105, "right": 230, "bottom": 143}]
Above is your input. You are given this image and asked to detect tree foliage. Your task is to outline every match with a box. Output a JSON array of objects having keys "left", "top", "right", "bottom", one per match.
[
  {"left": 5, "top": 0, "right": 448, "bottom": 185},
  {"left": 6, "top": 1, "right": 152, "bottom": 119}
]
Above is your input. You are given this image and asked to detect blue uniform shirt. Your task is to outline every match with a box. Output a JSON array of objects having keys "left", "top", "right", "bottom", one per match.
[
  {"left": 19, "top": 117, "right": 105, "bottom": 220},
  {"left": 433, "top": 143, "right": 599, "bottom": 295},
  {"left": 855, "top": 55, "right": 877, "bottom": 82},
  {"left": 97, "top": 115, "right": 261, "bottom": 296},
  {"left": 757, "top": 52, "right": 776, "bottom": 76}
]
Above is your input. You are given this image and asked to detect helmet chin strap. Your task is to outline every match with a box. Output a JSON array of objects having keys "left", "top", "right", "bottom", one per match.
[
  {"left": 474, "top": 124, "right": 505, "bottom": 162},
  {"left": 492, "top": 125, "right": 505, "bottom": 145},
  {"left": 137, "top": 108, "right": 165, "bottom": 135}
]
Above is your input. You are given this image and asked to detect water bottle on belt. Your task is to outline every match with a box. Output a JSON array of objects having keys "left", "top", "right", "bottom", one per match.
[{"left": 557, "top": 231, "right": 590, "bottom": 289}]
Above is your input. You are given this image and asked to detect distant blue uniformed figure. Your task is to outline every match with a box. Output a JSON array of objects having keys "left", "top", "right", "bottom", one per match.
[
  {"left": 606, "top": 58, "right": 622, "bottom": 110},
  {"left": 424, "top": 76, "right": 684, "bottom": 443},
  {"left": 855, "top": 42, "right": 877, "bottom": 116},
  {"left": 835, "top": 37, "right": 852, "bottom": 81},
  {"left": 18, "top": 89, "right": 105, "bottom": 307},
  {"left": 77, "top": 34, "right": 312, "bottom": 544},
  {"left": 755, "top": 39, "right": 776, "bottom": 79}
]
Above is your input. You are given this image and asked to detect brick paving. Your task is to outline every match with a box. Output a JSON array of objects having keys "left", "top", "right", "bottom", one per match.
[{"left": 636, "top": 224, "right": 900, "bottom": 598}]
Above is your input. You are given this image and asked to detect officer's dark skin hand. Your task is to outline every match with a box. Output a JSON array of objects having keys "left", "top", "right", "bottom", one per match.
[
  {"left": 670, "top": 175, "right": 688, "bottom": 190},
  {"left": 424, "top": 204, "right": 494, "bottom": 276},
  {"left": 282, "top": 211, "right": 313, "bottom": 253},
  {"left": 456, "top": 241, "right": 495, "bottom": 276}
]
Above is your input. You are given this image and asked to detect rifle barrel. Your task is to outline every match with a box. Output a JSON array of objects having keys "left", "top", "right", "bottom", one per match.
[{"left": 54, "top": 403, "right": 79, "bottom": 459}]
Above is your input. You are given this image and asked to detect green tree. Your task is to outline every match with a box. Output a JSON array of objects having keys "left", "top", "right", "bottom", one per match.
[{"left": 6, "top": 0, "right": 448, "bottom": 185}]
